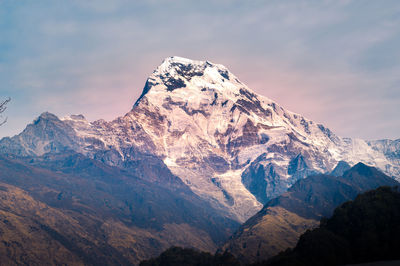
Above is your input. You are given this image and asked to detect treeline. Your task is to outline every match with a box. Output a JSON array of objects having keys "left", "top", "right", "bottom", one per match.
[{"left": 139, "top": 246, "right": 240, "bottom": 266}]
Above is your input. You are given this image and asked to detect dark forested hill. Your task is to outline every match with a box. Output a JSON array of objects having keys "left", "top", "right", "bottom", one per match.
[
  {"left": 257, "top": 186, "right": 400, "bottom": 266},
  {"left": 139, "top": 247, "right": 240, "bottom": 266}
]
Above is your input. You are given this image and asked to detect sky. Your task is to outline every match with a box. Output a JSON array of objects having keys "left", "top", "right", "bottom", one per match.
[{"left": 0, "top": 0, "right": 399, "bottom": 140}]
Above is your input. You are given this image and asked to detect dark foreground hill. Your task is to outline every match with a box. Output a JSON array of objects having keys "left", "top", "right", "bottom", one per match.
[
  {"left": 221, "top": 163, "right": 399, "bottom": 264},
  {"left": 257, "top": 186, "right": 400, "bottom": 266}
]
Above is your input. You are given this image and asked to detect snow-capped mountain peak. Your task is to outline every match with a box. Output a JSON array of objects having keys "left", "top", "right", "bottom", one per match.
[
  {"left": 134, "top": 56, "right": 260, "bottom": 109},
  {"left": 155, "top": 56, "right": 231, "bottom": 83}
]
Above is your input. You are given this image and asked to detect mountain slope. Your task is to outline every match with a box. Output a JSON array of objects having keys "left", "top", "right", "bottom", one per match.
[
  {"left": 0, "top": 153, "right": 238, "bottom": 265},
  {"left": 0, "top": 183, "right": 85, "bottom": 266},
  {"left": 1, "top": 56, "right": 399, "bottom": 222},
  {"left": 221, "top": 163, "right": 399, "bottom": 264}
]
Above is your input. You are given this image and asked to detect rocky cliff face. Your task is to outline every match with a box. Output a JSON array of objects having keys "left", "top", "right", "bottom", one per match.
[{"left": 1, "top": 56, "right": 399, "bottom": 222}]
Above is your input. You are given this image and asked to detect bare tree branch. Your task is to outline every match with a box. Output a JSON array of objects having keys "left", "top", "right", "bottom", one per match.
[{"left": 0, "top": 97, "right": 11, "bottom": 126}]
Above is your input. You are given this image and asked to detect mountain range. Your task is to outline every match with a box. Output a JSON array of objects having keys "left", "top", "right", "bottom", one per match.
[
  {"left": 0, "top": 56, "right": 399, "bottom": 264},
  {"left": 1, "top": 56, "right": 399, "bottom": 222}
]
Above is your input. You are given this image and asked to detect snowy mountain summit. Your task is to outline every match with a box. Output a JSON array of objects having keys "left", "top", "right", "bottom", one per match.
[
  {"left": 1, "top": 56, "right": 399, "bottom": 222},
  {"left": 137, "top": 56, "right": 245, "bottom": 105}
]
